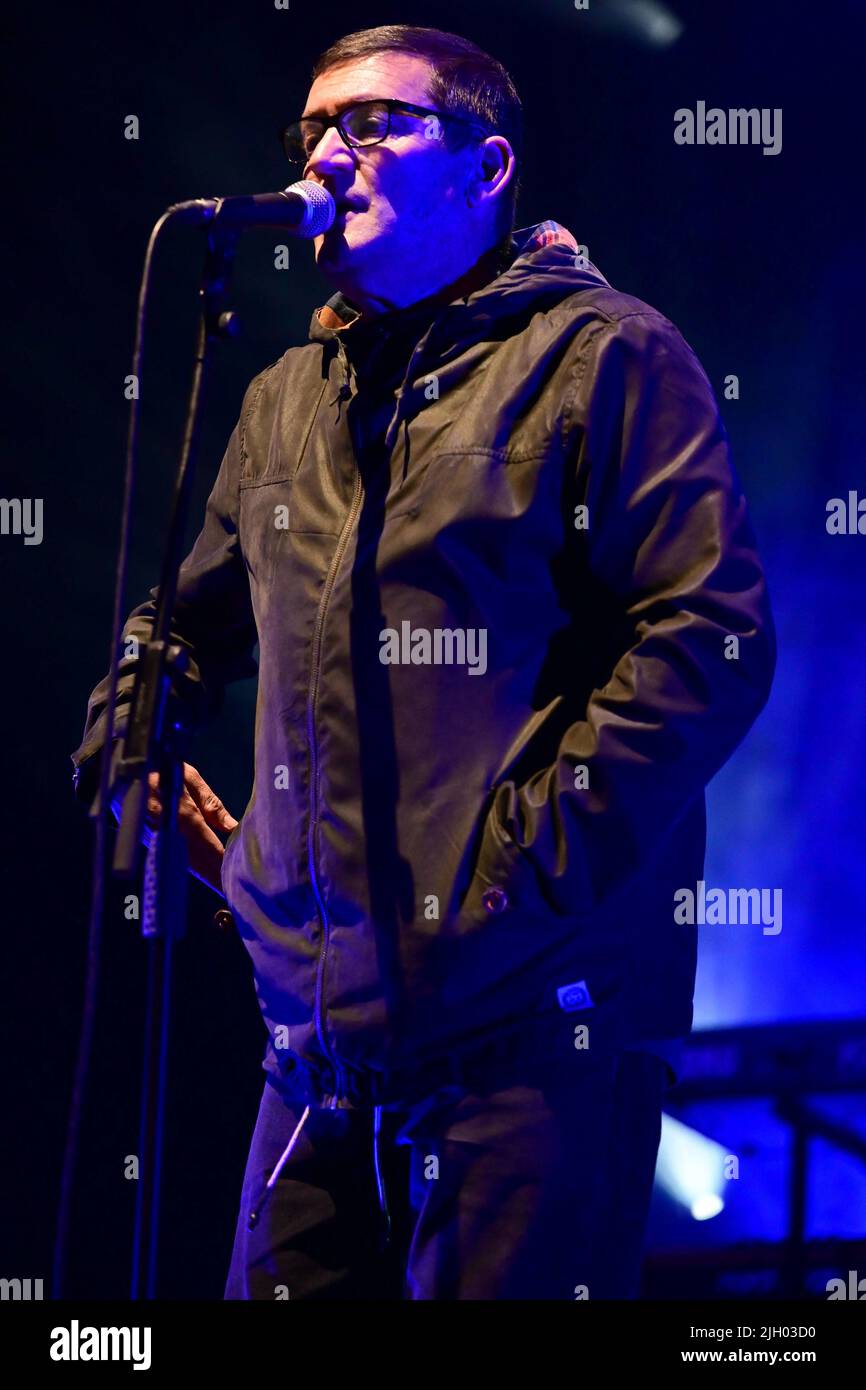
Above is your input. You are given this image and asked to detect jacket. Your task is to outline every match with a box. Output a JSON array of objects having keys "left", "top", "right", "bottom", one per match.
[{"left": 72, "top": 220, "right": 776, "bottom": 1109}]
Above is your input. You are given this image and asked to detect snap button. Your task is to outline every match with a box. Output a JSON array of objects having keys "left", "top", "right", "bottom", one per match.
[
  {"left": 213, "top": 908, "right": 235, "bottom": 932},
  {"left": 481, "top": 885, "right": 509, "bottom": 914}
]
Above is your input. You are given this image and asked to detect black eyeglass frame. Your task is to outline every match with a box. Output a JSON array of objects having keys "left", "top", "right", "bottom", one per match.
[{"left": 279, "top": 97, "right": 490, "bottom": 167}]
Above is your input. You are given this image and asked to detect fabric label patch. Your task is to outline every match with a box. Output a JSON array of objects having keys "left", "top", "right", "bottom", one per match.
[{"left": 556, "top": 980, "right": 595, "bottom": 1012}]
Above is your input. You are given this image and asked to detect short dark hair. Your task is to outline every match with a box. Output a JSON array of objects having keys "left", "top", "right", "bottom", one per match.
[{"left": 311, "top": 25, "right": 523, "bottom": 239}]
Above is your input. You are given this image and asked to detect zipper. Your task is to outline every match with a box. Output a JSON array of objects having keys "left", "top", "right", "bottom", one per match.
[
  {"left": 307, "top": 325, "right": 425, "bottom": 1107},
  {"left": 308, "top": 362, "right": 364, "bottom": 1108}
]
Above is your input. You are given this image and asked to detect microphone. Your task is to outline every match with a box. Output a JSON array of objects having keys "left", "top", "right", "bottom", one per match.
[{"left": 166, "top": 179, "right": 335, "bottom": 237}]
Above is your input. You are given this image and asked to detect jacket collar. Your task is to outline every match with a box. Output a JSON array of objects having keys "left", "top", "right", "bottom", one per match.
[
  {"left": 306, "top": 218, "right": 610, "bottom": 457},
  {"left": 308, "top": 218, "right": 593, "bottom": 351}
]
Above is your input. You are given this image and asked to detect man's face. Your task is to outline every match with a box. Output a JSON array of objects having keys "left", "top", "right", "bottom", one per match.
[{"left": 301, "top": 52, "right": 481, "bottom": 309}]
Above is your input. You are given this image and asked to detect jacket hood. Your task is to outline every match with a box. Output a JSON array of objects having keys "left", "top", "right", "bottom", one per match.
[
  {"left": 308, "top": 219, "right": 612, "bottom": 456},
  {"left": 308, "top": 219, "right": 611, "bottom": 363}
]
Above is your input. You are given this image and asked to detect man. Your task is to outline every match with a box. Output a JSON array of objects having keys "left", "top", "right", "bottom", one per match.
[{"left": 72, "top": 25, "right": 775, "bottom": 1299}]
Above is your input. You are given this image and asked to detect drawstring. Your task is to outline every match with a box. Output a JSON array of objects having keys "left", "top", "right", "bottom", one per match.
[
  {"left": 246, "top": 1094, "right": 391, "bottom": 1246},
  {"left": 372, "top": 1104, "right": 391, "bottom": 1249},
  {"left": 381, "top": 317, "right": 441, "bottom": 455},
  {"left": 383, "top": 377, "right": 412, "bottom": 456},
  {"left": 247, "top": 1104, "right": 311, "bottom": 1231}
]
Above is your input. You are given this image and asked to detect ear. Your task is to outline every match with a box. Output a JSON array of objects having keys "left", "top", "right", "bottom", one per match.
[{"left": 467, "top": 135, "right": 515, "bottom": 212}]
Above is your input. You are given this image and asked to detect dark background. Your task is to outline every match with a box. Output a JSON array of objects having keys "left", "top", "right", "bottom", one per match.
[{"left": 2, "top": 0, "right": 864, "bottom": 1297}]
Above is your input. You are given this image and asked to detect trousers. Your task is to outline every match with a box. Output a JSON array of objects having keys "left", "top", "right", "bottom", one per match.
[{"left": 224, "top": 1048, "right": 667, "bottom": 1301}]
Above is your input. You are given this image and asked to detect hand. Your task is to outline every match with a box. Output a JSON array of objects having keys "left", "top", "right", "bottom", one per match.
[{"left": 142, "top": 762, "right": 238, "bottom": 898}]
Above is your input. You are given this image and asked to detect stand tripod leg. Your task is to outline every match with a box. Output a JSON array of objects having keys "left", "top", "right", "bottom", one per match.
[{"left": 131, "top": 925, "right": 172, "bottom": 1301}]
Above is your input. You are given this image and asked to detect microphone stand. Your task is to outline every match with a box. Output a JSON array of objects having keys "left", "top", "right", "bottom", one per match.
[{"left": 110, "top": 214, "right": 242, "bottom": 1300}]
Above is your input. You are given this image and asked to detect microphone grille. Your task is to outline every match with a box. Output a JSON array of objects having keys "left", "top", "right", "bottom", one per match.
[{"left": 285, "top": 180, "right": 336, "bottom": 237}]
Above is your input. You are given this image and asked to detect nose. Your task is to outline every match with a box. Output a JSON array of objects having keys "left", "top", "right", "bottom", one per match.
[{"left": 304, "top": 123, "right": 355, "bottom": 180}]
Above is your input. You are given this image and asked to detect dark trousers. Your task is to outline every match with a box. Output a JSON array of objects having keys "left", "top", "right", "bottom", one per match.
[{"left": 224, "top": 1049, "right": 666, "bottom": 1301}]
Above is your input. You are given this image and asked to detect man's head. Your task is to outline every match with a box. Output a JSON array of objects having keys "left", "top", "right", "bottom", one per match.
[{"left": 290, "top": 26, "right": 523, "bottom": 315}]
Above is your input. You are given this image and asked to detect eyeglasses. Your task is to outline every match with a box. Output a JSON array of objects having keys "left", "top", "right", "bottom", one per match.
[{"left": 280, "top": 97, "right": 488, "bottom": 167}]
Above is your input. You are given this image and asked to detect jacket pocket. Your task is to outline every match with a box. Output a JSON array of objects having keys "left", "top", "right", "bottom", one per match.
[{"left": 456, "top": 790, "right": 541, "bottom": 924}]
